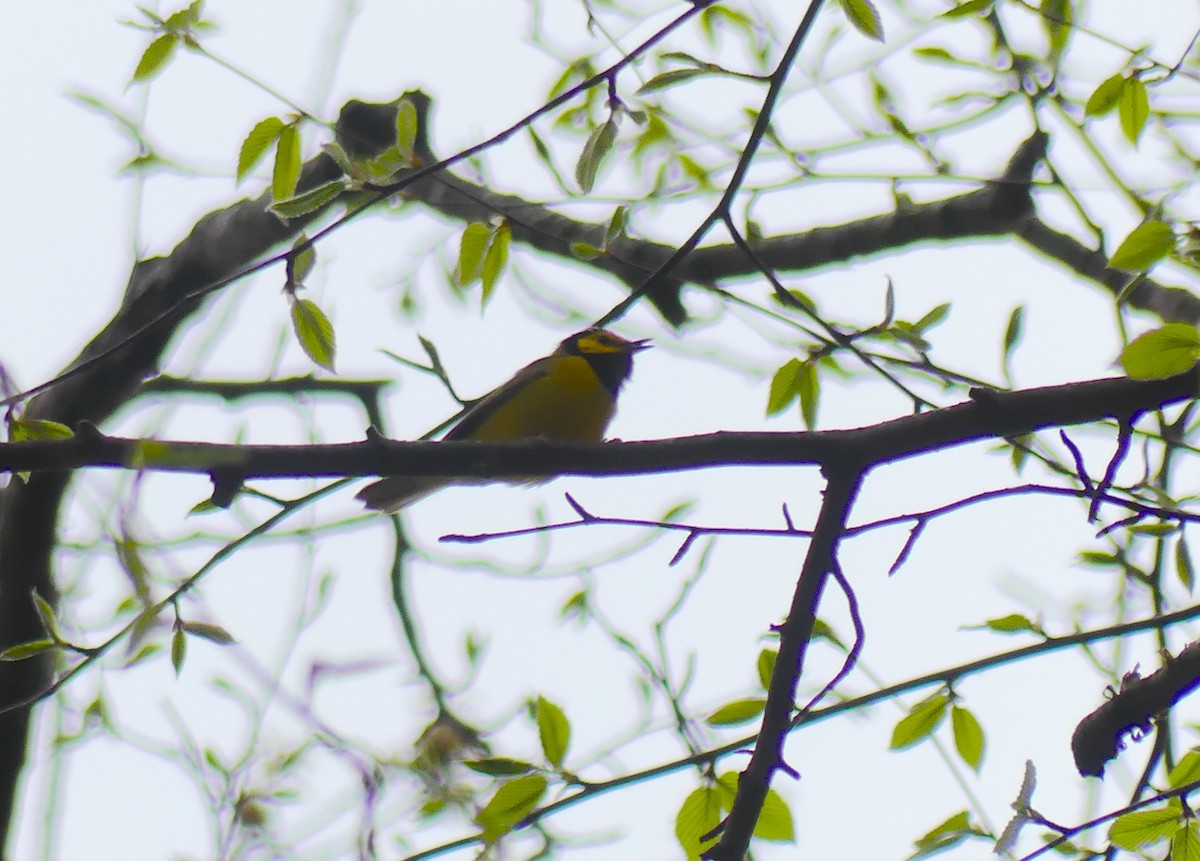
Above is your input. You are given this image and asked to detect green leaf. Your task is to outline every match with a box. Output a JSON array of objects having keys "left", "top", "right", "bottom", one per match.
[
  {"left": 289, "top": 234, "right": 316, "bottom": 285},
  {"left": 1172, "top": 821, "right": 1200, "bottom": 861},
  {"left": 0, "top": 639, "right": 58, "bottom": 661},
  {"left": 269, "top": 179, "right": 347, "bottom": 219},
  {"left": 951, "top": 705, "right": 985, "bottom": 770},
  {"left": 766, "top": 358, "right": 803, "bottom": 416},
  {"left": 797, "top": 360, "right": 819, "bottom": 430},
  {"left": 475, "top": 774, "right": 547, "bottom": 843},
  {"left": 237, "top": 116, "right": 285, "bottom": 184},
  {"left": 939, "top": 0, "right": 991, "bottom": 17},
  {"left": 706, "top": 698, "right": 766, "bottom": 727},
  {"left": 290, "top": 298, "right": 337, "bottom": 372},
  {"left": 480, "top": 222, "right": 510, "bottom": 307},
  {"left": 171, "top": 626, "right": 186, "bottom": 676},
  {"left": 569, "top": 242, "right": 603, "bottom": 260},
  {"left": 1120, "top": 323, "right": 1200, "bottom": 380},
  {"left": 637, "top": 68, "right": 710, "bottom": 95},
  {"left": 972, "top": 613, "right": 1039, "bottom": 635},
  {"left": 1168, "top": 750, "right": 1200, "bottom": 788},
  {"left": 1085, "top": 72, "right": 1126, "bottom": 117},
  {"left": 576, "top": 117, "right": 618, "bottom": 193},
  {"left": 754, "top": 788, "right": 796, "bottom": 842},
  {"left": 1040, "top": 0, "right": 1072, "bottom": 62},
  {"left": 9, "top": 417, "right": 74, "bottom": 442},
  {"left": 757, "top": 648, "right": 777, "bottom": 690},
  {"left": 890, "top": 693, "right": 948, "bottom": 750},
  {"left": 1178, "top": 535, "right": 1195, "bottom": 593},
  {"left": 463, "top": 758, "right": 534, "bottom": 777},
  {"left": 272, "top": 124, "right": 302, "bottom": 203},
  {"left": 912, "top": 47, "right": 957, "bottom": 64},
  {"left": 1119, "top": 76, "right": 1149, "bottom": 144},
  {"left": 605, "top": 205, "right": 629, "bottom": 246},
  {"left": 913, "top": 302, "right": 950, "bottom": 333},
  {"left": 912, "top": 810, "right": 977, "bottom": 856},
  {"left": 394, "top": 98, "right": 418, "bottom": 162},
  {"left": 31, "top": 589, "right": 62, "bottom": 643},
  {"left": 675, "top": 786, "right": 721, "bottom": 861},
  {"left": 132, "top": 33, "right": 179, "bottom": 83},
  {"left": 1110, "top": 220, "right": 1174, "bottom": 271},
  {"left": 180, "top": 621, "right": 236, "bottom": 645},
  {"left": 457, "top": 223, "right": 491, "bottom": 286},
  {"left": 1108, "top": 799, "right": 1181, "bottom": 850},
  {"left": 536, "top": 696, "right": 571, "bottom": 768},
  {"left": 1002, "top": 306, "right": 1024, "bottom": 362},
  {"left": 838, "top": 0, "right": 885, "bottom": 41}
]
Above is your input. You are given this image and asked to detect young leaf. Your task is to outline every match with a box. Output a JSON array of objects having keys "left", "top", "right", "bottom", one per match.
[
  {"left": 838, "top": 0, "right": 885, "bottom": 41},
  {"left": 0, "top": 639, "right": 58, "bottom": 661},
  {"left": 457, "top": 223, "right": 491, "bottom": 287},
  {"left": 912, "top": 810, "right": 977, "bottom": 856},
  {"left": 9, "top": 417, "right": 74, "bottom": 441},
  {"left": 536, "top": 696, "right": 571, "bottom": 768},
  {"left": 890, "top": 693, "right": 948, "bottom": 749},
  {"left": 576, "top": 117, "right": 618, "bottom": 193},
  {"left": 1118, "top": 76, "right": 1149, "bottom": 144},
  {"left": 171, "top": 626, "right": 187, "bottom": 676},
  {"left": 1109, "top": 220, "right": 1174, "bottom": 271},
  {"left": 951, "top": 705, "right": 985, "bottom": 770},
  {"left": 1002, "top": 306, "right": 1023, "bottom": 366},
  {"left": 757, "top": 648, "right": 777, "bottom": 689},
  {"left": 706, "top": 698, "right": 767, "bottom": 727},
  {"left": 1085, "top": 72, "right": 1126, "bottom": 117},
  {"left": 1040, "top": 0, "right": 1072, "bottom": 61},
  {"left": 480, "top": 222, "right": 510, "bottom": 307},
  {"left": 1119, "top": 323, "right": 1200, "bottom": 380},
  {"left": 463, "top": 758, "right": 534, "bottom": 777},
  {"left": 675, "top": 786, "right": 721, "bottom": 861},
  {"left": 290, "top": 298, "right": 337, "bottom": 372},
  {"left": 913, "top": 302, "right": 950, "bottom": 333},
  {"left": 394, "top": 98, "right": 418, "bottom": 162},
  {"left": 1171, "top": 821, "right": 1200, "bottom": 861},
  {"left": 766, "top": 358, "right": 803, "bottom": 416},
  {"left": 605, "top": 205, "right": 629, "bottom": 246},
  {"left": 1177, "top": 535, "right": 1195, "bottom": 593},
  {"left": 272, "top": 124, "right": 302, "bottom": 203},
  {"left": 475, "top": 774, "right": 547, "bottom": 843},
  {"left": 289, "top": 234, "right": 316, "bottom": 285},
  {"left": 237, "top": 116, "right": 285, "bottom": 184},
  {"left": 1168, "top": 750, "right": 1200, "bottom": 788},
  {"left": 180, "top": 621, "right": 237, "bottom": 645},
  {"left": 637, "top": 68, "right": 709, "bottom": 95},
  {"left": 754, "top": 788, "right": 796, "bottom": 842},
  {"left": 797, "top": 360, "right": 819, "bottom": 429},
  {"left": 269, "top": 179, "right": 347, "bottom": 219},
  {"left": 970, "top": 613, "right": 1039, "bottom": 635},
  {"left": 132, "top": 33, "right": 179, "bottom": 83},
  {"left": 1108, "top": 799, "right": 1181, "bottom": 850},
  {"left": 939, "top": 0, "right": 991, "bottom": 17},
  {"left": 31, "top": 590, "right": 63, "bottom": 643}
]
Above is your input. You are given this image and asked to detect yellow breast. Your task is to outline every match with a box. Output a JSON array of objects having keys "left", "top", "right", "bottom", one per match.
[{"left": 464, "top": 354, "right": 616, "bottom": 443}]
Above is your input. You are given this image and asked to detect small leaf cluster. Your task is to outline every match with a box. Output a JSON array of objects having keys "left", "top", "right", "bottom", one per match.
[
  {"left": 456, "top": 220, "right": 511, "bottom": 308},
  {"left": 460, "top": 696, "right": 574, "bottom": 845},
  {"left": 127, "top": 1, "right": 213, "bottom": 84}
]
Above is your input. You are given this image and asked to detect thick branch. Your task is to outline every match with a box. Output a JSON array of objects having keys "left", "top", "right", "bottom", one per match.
[
  {"left": 1, "top": 373, "right": 1194, "bottom": 481},
  {"left": 705, "top": 468, "right": 863, "bottom": 861}
]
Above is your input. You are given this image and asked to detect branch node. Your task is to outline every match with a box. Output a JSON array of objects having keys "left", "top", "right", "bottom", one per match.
[{"left": 209, "top": 468, "right": 244, "bottom": 509}]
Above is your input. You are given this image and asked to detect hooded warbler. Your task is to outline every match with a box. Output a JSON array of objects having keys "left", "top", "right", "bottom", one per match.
[{"left": 356, "top": 328, "right": 651, "bottom": 511}]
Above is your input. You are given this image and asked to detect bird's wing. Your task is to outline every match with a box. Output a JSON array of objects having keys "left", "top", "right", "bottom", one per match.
[{"left": 443, "top": 355, "right": 554, "bottom": 441}]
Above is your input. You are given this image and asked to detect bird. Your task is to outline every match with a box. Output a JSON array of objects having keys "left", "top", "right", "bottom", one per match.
[{"left": 356, "top": 328, "right": 651, "bottom": 512}]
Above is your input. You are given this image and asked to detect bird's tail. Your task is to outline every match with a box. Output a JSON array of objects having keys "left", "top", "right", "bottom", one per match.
[{"left": 354, "top": 476, "right": 446, "bottom": 512}]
